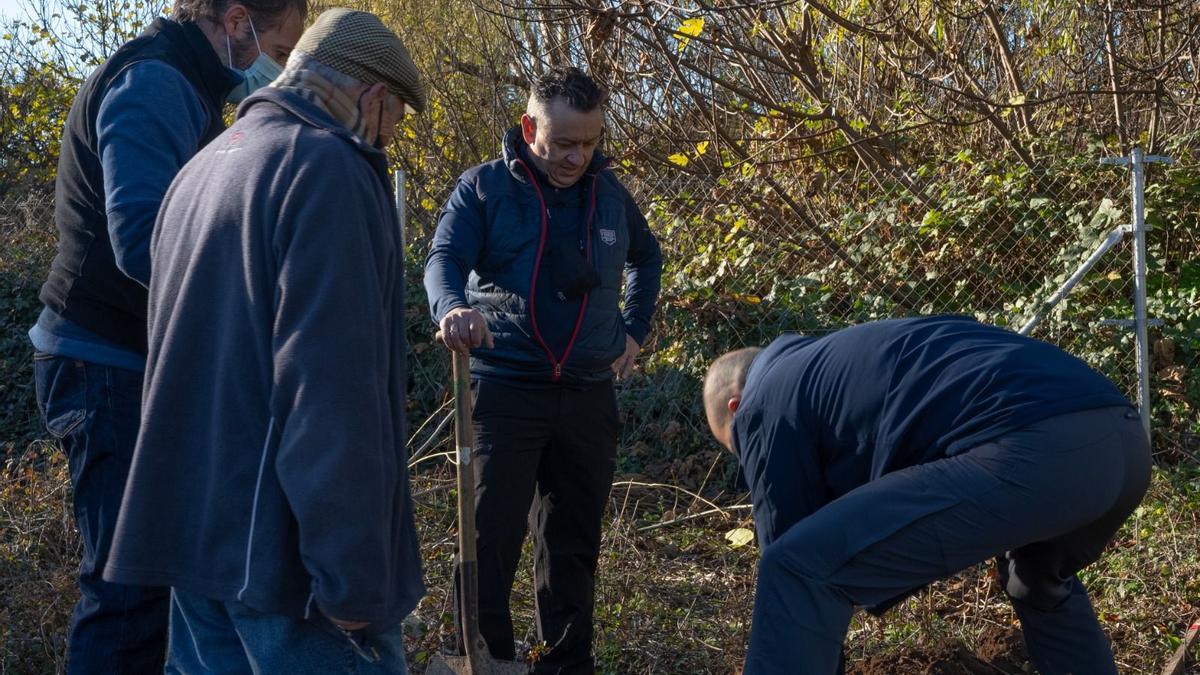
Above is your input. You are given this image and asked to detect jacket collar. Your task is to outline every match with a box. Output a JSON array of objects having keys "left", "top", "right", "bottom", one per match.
[
  {"left": 147, "top": 18, "right": 241, "bottom": 110},
  {"left": 238, "top": 87, "right": 391, "bottom": 179}
]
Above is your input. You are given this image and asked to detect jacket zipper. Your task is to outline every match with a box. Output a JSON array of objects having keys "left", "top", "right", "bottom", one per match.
[{"left": 516, "top": 159, "right": 605, "bottom": 382}]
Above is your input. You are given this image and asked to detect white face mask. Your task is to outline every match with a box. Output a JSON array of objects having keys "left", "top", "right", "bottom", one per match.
[{"left": 225, "top": 18, "right": 283, "bottom": 104}]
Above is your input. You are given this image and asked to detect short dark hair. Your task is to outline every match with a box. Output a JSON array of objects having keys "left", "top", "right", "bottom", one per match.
[
  {"left": 531, "top": 66, "right": 607, "bottom": 112},
  {"left": 172, "top": 0, "right": 306, "bottom": 27}
]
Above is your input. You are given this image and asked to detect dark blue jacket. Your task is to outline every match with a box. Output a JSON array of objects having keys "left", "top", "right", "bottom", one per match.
[
  {"left": 734, "top": 316, "right": 1133, "bottom": 552},
  {"left": 104, "top": 87, "right": 425, "bottom": 626},
  {"left": 29, "top": 60, "right": 216, "bottom": 372},
  {"left": 40, "top": 18, "right": 235, "bottom": 354},
  {"left": 424, "top": 127, "right": 663, "bottom": 384}
]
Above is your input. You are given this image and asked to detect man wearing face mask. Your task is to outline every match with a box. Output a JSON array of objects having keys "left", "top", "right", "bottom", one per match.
[
  {"left": 424, "top": 67, "right": 663, "bottom": 674},
  {"left": 102, "top": 9, "right": 427, "bottom": 673},
  {"left": 28, "top": 0, "right": 303, "bottom": 672}
]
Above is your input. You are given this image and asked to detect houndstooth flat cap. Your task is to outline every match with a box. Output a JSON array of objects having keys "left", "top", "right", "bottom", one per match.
[{"left": 294, "top": 8, "right": 427, "bottom": 113}]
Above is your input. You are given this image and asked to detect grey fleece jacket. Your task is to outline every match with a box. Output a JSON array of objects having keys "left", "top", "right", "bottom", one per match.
[{"left": 104, "top": 86, "right": 424, "bottom": 626}]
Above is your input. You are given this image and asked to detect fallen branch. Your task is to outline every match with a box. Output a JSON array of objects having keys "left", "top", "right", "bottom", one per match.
[
  {"left": 411, "top": 482, "right": 454, "bottom": 501},
  {"left": 611, "top": 480, "right": 725, "bottom": 514},
  {"left": 638, "top": 504, "right": 753, "bottom": 533},
  {"left": 409, "top": 450, "right": 457, "bottom": 470},
  {"left": 406, "top": 411, "right": 455, "bottom": 467}
]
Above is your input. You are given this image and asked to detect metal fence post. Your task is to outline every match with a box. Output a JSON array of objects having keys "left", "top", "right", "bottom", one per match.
[
  {"left": 1129, "top": 148, "right": 1152, "bottom": 441},
  {"left": 395, "top": 170, "right": 406, "bottom": 253},
  {"left": 1098, "top": 148, "right": 1172, "bottom": 443}
]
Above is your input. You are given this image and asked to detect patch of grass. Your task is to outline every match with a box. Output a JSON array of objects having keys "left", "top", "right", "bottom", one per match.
[
  {"left": 2, "top": 438, "right": 1200, "bottom": 672},
  {"left": 397, "top": 462, "right": 1200, "bottom": 674},
  {"left": 0, "top": 443, "right": 75, "bottom": 674}
]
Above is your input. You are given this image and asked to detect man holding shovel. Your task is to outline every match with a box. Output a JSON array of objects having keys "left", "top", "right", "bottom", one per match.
[
  {"left": 424, "top": 66, "right": 663, "bottom": 673},
  {"left": 704, "top": 315, "right": 1151, "bottom": 675}
]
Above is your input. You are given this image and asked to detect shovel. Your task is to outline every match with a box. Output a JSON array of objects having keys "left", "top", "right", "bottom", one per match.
[{"left": 425, "top": 348, "right": 529, "bottom": 675}]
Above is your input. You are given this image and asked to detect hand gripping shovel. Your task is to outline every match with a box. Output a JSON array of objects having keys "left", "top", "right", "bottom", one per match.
[{"left": 426, "top": 349, "right": 529, "bottom": 675}]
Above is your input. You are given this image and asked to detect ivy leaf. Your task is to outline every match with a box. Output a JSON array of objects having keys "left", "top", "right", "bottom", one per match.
[
  {"left": 695, "top": 140, "right": 710, "bottom": 155},
  {"left": 667, "top": 153, "right": 690, "bottom": 167}
]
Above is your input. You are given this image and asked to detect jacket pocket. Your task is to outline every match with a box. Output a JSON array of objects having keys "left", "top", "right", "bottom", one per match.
[{"left": 33, "top": 354, "right": 88, "bottom": 440}]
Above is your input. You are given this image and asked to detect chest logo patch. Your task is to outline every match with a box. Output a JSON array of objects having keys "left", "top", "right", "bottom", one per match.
[{"left": 599, "top": 228, "right": 617, "bottom": 246}]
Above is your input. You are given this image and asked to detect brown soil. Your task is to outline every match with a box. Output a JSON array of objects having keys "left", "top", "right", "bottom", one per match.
[{"left": 847, "top": 626, "right": 1030, "bottom": 675}]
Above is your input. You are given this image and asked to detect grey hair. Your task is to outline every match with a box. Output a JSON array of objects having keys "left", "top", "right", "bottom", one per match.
[{"left": 281, "top": 50, "right": 363, "bottom": 91}]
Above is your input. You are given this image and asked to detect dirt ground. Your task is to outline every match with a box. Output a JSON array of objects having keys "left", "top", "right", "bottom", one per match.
[{"left": 847, "top": 626, "right": 1030, "bottom": 675}]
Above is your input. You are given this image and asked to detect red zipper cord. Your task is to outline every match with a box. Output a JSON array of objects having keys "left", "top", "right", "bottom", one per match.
[
  {"left": 554, "top": 168, "right": 604, "bottom": 376},
  {"left": 515, "top": 159, "right": 560, "bottom": 377},
  {"left": 515, "top": 159, "right": 608, "bottom": 381}
]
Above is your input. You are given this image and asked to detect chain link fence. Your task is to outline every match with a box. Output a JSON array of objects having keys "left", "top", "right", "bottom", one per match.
[
  {"left": 398, "top": 138, "right": 1199, "bottom": 478},
  {"left": 3, "top": 142, "right": 1196, "bottom": 470}
]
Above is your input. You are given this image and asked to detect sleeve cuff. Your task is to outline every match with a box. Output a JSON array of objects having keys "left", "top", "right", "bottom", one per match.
[
  {"left": 624, "top": 320, "right": 650, "bottom": 346},
  {"left": 433, "top": 298, "right": 470, "bottom": 324}
]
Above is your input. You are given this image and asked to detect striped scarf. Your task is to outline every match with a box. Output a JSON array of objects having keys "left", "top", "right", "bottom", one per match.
[{"left": 271, "top": 68, "right": 372, "bottom": 144}]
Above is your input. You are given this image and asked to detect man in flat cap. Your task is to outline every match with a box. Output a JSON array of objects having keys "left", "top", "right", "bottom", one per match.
[
  {"left": 103, "top": 9, "right": 427, "bottom": 672},
  {"left": 30, "top": 0, "right": 304, "bottom": 668}
]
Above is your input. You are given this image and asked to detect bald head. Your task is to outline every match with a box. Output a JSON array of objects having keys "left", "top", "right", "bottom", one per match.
[{"left": 703, "top": 347, "right": 762, "bottom": 452}]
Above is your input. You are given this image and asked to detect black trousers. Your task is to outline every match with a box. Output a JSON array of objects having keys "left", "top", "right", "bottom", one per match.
[{"left": 456, "top": 377, "right": 619, "bottom": 675}]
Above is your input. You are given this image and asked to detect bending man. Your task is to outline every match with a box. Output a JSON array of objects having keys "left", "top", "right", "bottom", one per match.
[{"left": 704, "top": 315, "right": 1150, "bottom": 674}]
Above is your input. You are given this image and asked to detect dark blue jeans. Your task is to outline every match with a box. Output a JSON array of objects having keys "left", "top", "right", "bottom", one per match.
[
  {"left": 33, "top": 353, "right": 170, "bottom": 674},
  {"left": 166, "top": 590, "right": 409, "bottom": 674}
]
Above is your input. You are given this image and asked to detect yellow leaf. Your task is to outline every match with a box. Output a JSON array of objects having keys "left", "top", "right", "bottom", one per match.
[
  {"left": 675, "top": 16, "right": 705, "bottom": 51},
  {"left": 1009, "top": 94, "right": 1026, "bottom": 105},
  {"left": 420, "top": 198, "right": 435, "bottom": 211},
  {"left": 1106, "top": 270, "right": 1122, "bottom": 280},
  {"left": 667, "top": 153, "right": 690, "bottom": 167},
  {"left": 695, "top": 140, "right": 710, "bottom": 155},
  {"left": 677, "top": 16, "right": 705, "bottom": 38},
  {"left": 725, "top": 527, "right": 755, "bottom": 548}
]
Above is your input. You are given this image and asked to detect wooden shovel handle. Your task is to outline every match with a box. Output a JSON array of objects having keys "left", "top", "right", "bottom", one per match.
[{"left": 449, "top": 349, "right": 490, "bottom": 668}]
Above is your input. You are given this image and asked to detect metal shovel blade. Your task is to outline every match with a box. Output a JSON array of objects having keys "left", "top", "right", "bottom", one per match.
[{"left": 424, "top": 653, "right": 530, "bottom": 675}]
